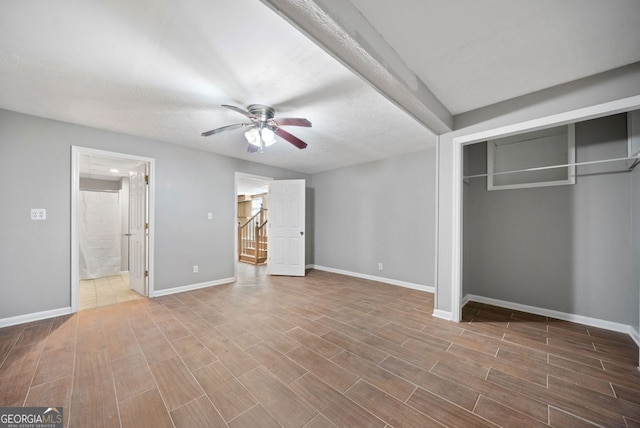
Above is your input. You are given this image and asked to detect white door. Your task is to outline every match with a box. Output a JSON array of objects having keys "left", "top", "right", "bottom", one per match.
[
  {"left": 267, "top": 179, "right": 306, "bottom": 276},
  {"left": 129, "top": 163, "right": 147, "bottom": 295}
]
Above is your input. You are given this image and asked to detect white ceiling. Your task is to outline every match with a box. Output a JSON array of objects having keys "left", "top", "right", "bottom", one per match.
[
  {"left": 1, "top": 0, "right": 638, "bottom": 174},
  {"left": 349, "top": 0, "right": 640, "bottom": 115},
  {"left": 237, "top": 176, "right": 270, "bottom": 196},
  {"left": 79, "top": 155, "right": 143, "bottom": 181}
]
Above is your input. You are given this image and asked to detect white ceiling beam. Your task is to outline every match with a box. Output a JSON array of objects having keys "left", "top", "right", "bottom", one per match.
[{"left": 260, "top": 0, "right": 453, "bottom": 134}]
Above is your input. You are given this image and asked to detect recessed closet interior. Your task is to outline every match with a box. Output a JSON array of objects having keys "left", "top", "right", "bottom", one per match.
[{"left": 462, "top": 112, "right": 640, "bottom": 333}]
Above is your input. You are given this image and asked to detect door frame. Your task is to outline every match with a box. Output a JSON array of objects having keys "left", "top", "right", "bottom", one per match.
[
  {"left": 234, "top": 172, "right": 273, "bottom": 278},
  {"left": 71, "top": 146, "right": 156, "bottom": 312}
]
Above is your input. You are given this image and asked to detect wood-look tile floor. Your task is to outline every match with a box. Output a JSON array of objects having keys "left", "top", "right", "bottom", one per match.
[{"left": 1, "top": 266, "right": 639, "bottom": 427}]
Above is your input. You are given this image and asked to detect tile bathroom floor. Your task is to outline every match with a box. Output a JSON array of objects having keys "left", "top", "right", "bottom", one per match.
[{"left": 79, "top": 274, "right": 142, "bottom": 310}]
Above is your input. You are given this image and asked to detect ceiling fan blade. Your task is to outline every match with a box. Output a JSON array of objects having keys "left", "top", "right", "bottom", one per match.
[
  {"left": 201, "top": 123, "right": 249, "bottom": 137},
  {"left": 222, "top": 104, "right": 257, "bottom": 120},
  {"left": 247, "top": 144, "right": 260, "bottom": 153},
  {"left": 274, "top": 118, "right": 312, "bottom": 127},
  {"left": 275, "top": 128, "right": 308, "bottom": 149}
]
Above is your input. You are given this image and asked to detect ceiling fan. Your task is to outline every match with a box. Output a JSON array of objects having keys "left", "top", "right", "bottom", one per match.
[{"left": 201, "top": 104, "right": 312, "bottom": 152}]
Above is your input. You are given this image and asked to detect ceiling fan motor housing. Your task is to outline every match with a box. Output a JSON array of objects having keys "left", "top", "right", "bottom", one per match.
[{"left": 247, "top": 104, "right": 275, "bottom": 123}]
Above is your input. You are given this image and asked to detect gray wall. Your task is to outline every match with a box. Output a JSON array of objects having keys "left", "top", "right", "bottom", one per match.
[
  {"left": 312, "top": 148, "right": 437, "bottom": 287},
  {"left": 463, "top": 114, "right": 635, "bottom": 325},
  {"left": 0, "top": 109, "right": 310, "bottom": 320}
]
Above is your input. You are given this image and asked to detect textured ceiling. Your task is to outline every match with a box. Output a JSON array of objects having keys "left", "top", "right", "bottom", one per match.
[
  {"left": 348, "top": 0, "right": 640, "bottom": 114},
  {"left": 1, "top": 0, "right": 638, "bottom": 174},
  {"left": 0, "top": 0, "right": 436, "bottom": 174}
]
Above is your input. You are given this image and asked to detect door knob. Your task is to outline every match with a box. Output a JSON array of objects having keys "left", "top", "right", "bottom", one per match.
[{"left": 300, "top": 231, "right": 304, "bottom": 236}]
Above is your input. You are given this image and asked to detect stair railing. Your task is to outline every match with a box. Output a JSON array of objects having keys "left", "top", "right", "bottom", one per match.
[{"left": 238, "top": 207, "right": 268, "bottom": 264}]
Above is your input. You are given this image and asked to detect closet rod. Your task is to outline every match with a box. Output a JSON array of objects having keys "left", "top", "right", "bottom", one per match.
[{"left": 463, "top": 155, "right": 640, "bottom": 180}]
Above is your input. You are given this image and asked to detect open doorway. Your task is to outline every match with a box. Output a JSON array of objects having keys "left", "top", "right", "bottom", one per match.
[
  {"left": 71, "top": 147, "right": 155, "bottom": 312},
  {"left": 235, "top": 173, "right": 271, "bottom": 281}
]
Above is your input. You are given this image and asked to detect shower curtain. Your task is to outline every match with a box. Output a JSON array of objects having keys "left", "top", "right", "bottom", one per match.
[{"left": 78, "top": 190, "right": 122, "bottom": 279}]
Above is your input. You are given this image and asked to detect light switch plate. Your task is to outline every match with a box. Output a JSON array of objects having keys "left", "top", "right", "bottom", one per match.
[{"left": 31, "top": 208, "right": 46, "bottom": 220}]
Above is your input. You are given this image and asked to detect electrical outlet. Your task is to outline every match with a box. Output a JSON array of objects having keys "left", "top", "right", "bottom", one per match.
[
  {"left": 31, "top": 208, "right": 46, "bottom": 220},
  {"left": 377, "top": 263, "right": 383, "bottom": 270},
  {"left": 207, "top": 212, "right": 213, "bottom": 220},
  {"left": 193, "top": 265, "right": 199, "bottom": 273}
]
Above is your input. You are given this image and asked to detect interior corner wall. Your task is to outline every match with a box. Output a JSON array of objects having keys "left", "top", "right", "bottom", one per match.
[
  {"left": 312, "top": 148, "right": 437, "bottom": 287},
  {"left": 463, "top": 114, "right": 634, "bottom": 325},
  {"left": 0, "top": 109, "right": 310, "bottom": 320}
]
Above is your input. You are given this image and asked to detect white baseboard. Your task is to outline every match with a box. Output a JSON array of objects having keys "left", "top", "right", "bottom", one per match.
[
  {"left": 463, "top": 294, "right": 638, "bottom": 340},
  {"left": 460, "top": 294, "right": 472, "bottom": 308},
  {"left": 630, "top": 326, "right": 640, "bottom": 348},
  {"left": 152, "top": 277, "right": 235, "bottom": 298},
  {"left": 0, "top": 307, "right": 72, "bottom": 328},
  {"left": 310, "top": 265, "right": 434, "bottom": 294},
  {"left": 119, "top": 270, "right": 129, "bottom": 276},
  {"left": 432, "top": 309, "right": 453, "bottom": 321}
]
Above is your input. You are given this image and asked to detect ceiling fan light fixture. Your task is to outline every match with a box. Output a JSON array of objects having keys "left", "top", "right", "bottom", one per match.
[
  {"left": 261, "top": 128, "right": 276, "bottom": 146},
  {"left": 244, "top": 128, "right": 261, "bottom": 147},
  {"left": 203, "top": 104, "right": 310, "bottom": 151}
]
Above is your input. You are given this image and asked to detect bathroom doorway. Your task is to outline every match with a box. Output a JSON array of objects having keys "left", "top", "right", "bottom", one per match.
[{"left": 71, "top": 147, "right": 155, "bottom": 311}]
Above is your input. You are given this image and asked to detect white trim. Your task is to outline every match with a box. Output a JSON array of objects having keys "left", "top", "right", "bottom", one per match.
[
  {"left": 119, "top": 270, "right": 130, "bottom": 276},
  {"left": 450, "top": 95, "right": 640, "bottom": 322},
  {"left": 152, "top": 277, "right": 235, "bottom": 297},
  {"left": 0, "top": 307, "right": 72, "bottom": 328},
  {"left": 464, "top": 294, "right": 637, "bottom": 338},
  {"left": 71, "top": 146, "right": 155, "bottom": 312},
  {"left": 433, "top": 135, "right": 440, "bottom": 315},
  {"left": 630, "top": 326, "right": 640, "bottom": 348},
  {"left": 432, "top": 309, "right": 452, "bottom": 321},
  {"left": 455, "top": 96, "right": 640, "bottom": 146},
  {"left": 451, "top": 140, "right": 463, "bottom": 322},
  {"left": 460, "top": 294, "right": 472, "bottom": 308},
  {"left": 311, "top": 265, "right": 434, "bottom": 293}
]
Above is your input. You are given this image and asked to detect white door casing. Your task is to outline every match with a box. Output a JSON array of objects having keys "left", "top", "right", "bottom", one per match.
[
  {"left": 129, "top": 163, "right": 147, "bottom": 295},
  {"left": 71, "top": 146, "right": 155, "bottom": 312},
  {"left": 267, "top": 179, "right": 305, "bottom": 276}
]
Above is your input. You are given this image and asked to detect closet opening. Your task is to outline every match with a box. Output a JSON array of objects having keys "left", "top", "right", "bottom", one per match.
[{"left": 461, "top": 112, "right": 640, "bottom": 349}]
